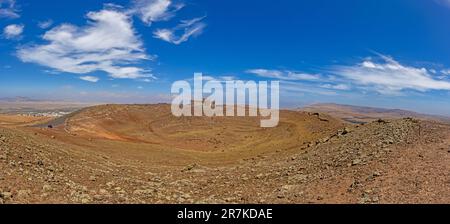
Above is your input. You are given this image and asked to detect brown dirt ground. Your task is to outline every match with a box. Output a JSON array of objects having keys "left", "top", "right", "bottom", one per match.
[{"left": 0, "top": 104, "right": 449, "bottom": 204}]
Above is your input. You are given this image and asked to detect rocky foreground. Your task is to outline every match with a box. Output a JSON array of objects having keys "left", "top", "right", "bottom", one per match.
[{"left": 1, "top": 118, "right": 449, "bottom": 204}]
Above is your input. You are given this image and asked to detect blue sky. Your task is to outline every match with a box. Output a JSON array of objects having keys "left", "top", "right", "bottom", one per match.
[{"left": 1, "top": 0, "right": 450, "bottom": 115}]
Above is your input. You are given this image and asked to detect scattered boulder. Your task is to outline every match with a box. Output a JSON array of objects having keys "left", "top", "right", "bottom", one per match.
[
  {"left": 79, "top": 194, "right": 91, "bottom": 204},
  {"left": 1, "top": 192, "right": 12, "bottom": 200},
  {"left": 42, "top": 184, "right": 52, "bottom": 192},
  {"left": 376, "top": 119, "right": 388, "bottom": 124},
  {"left": 352, "top": 159, "right": 362, "bottom": 166},
  {"left": 182, "top": 163, "right": 198, "bottom": 172},
  {"left": 16, "top": 190, "right": 31, "bottom": 200}
]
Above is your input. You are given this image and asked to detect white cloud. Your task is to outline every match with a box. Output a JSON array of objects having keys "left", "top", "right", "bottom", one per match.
[
  {"left": 17, "top": 9, "right": 155, "bottom": 80},
  {"left": 320, "top": 83, "right": 350, "bottom": 90},
  {"left": 38, "top": 19, "right": 53, "bottom": 29},
  {"left": 3, "top": 23, "right": 23, "bottom": 39},
  {"left": 153, "top": 16, "right": 206, "bottom": 45},
  {"left": 0, "top": 0, "right": 19, "bottom": 18},
  {"left": 246, "top": 69, "right": 320, "bottom": 81},
  {"left": 133, "top": 0, "right": 184, "bottom": 25},
  {"left": 332, "top": 55, "right": 450, "bottom": 94},
  {"left": 185, "top": 74, "right": 237, "bottom": 82},
  {"left": 80, "top": 76, "right": 99, "bottom": 82},
  {"left": 246, "top": 68, "right": 352, "bottom": 95}
]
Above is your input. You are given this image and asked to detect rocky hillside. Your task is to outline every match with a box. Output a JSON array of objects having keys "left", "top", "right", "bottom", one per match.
[
  {"left": 1, "top": 116, "right": 449, "bottom": 204},
  {"left": 302, "top": 103, "right": 450, "bottom": 124}
]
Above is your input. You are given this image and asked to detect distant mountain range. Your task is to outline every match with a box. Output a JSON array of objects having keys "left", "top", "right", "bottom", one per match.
[
  {"left": 301, "top": 103, "right": 450, "bottom": 124},
  {"left": 0, "top": 97, "right": 96, "bottom": 114},
  {"left": 0, "top": 96, "right": 44, "bottom": 102}
]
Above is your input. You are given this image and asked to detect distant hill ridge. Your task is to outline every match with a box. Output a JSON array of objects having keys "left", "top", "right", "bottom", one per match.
[
  {"left": 0, "top": 96, "right": 43, "bottom": 102},
  {"left": 301, "top": 103, "right": 450, "bottom": 124}
]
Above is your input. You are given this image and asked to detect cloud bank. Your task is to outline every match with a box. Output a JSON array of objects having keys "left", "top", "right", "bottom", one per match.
[
  {"left": 14, "top": 0, "right": 206, "bottom": 82},
  {"left": 331, "top": 55, "right": 450, "bottom": 94},
  {"left": 248, "top": 54, "right": 450, "bottom": 96},
  {"left": 17, "top": 9, "right": 154, "bottom": 80}
]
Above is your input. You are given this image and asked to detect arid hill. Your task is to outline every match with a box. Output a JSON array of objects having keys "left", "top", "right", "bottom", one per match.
[
  {"left": 0, "top": 104, "right": 449, "bottom": 203},
  {"left": 302, "top": 103, "right": 450, "bottom": 124}
]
